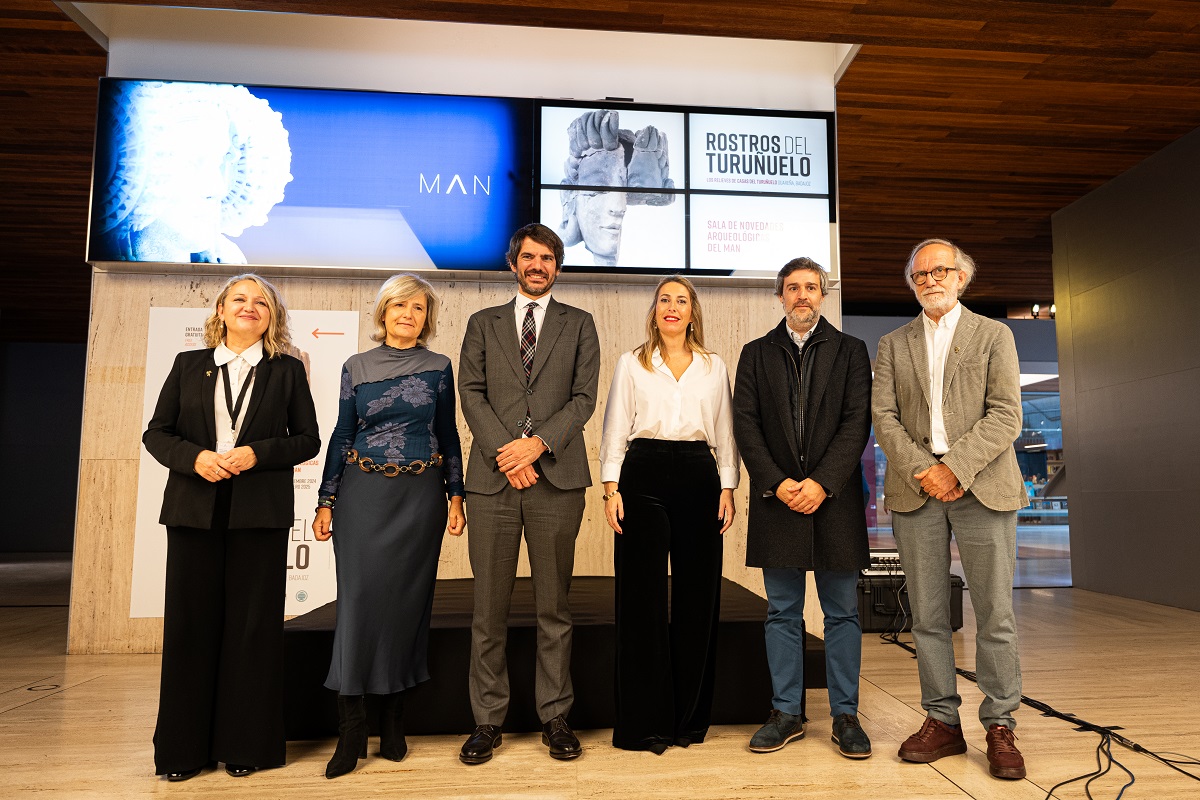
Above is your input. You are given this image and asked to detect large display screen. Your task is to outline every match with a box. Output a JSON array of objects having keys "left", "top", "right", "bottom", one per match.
[
  {"left": 538, "top": 104, "right": 836, "bottom": 278},
  {"left": 88, "top": 79, "right": 534, "bottom": 270},
  {"left": 88, "top": 79, "right": 838, "bottom": 278}
]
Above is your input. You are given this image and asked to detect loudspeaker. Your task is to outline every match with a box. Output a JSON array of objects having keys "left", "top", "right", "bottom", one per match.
[{"left": 857, "top": 574, "right": 964, "bottom": 633}]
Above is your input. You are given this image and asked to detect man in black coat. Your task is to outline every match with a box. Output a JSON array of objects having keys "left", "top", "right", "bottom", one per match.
[{"left": 733, "top": 258, "right": 873, "bottom": 758}]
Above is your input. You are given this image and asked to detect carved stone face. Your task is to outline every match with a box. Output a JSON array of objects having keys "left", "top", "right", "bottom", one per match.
[{"left": 574, "top": 149, "right": 628, "bottom": 264}]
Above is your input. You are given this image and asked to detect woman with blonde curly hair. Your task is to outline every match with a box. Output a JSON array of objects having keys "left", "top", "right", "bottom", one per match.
[
  {"left": 313, "top": 273, "right": 465, "bottom": 778},
  {"left": 599, "top": 275, "right": 739, "bottom": 754},
  {"left": 143, "top": 273, "right": 320, "bottom": 781}
]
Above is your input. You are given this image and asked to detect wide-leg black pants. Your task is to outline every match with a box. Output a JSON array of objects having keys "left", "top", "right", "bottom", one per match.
[
  {"left": 154, "top": 484, "right": 288, "bottom": 773},
  {"left": 613, "top": 439, "right": 723, "bottom": 751}
]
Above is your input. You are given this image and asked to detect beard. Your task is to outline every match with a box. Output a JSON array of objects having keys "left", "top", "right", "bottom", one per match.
[
  {"left": 918, "top": 286, "right": 958, "bottom": 317},
  {"left": 517, "top": 269, "right": 555, "bottom": 298},
  {"left": 786, "top": 303, "right": 819, "bottom": 332}
]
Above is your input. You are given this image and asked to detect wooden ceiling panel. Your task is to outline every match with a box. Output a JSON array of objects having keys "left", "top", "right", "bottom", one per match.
[
  {"left": 3, "top": 0, "right": 1200, "bottom": 338},
  {"left": 0, "top": 6, "right": 105, "bottom": 342}
]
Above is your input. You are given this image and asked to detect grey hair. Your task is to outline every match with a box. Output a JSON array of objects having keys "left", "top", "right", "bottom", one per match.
[
  {"left": 775, "top": 257, "right": 829, "bottom": 297},
  {"left": 905, "top": 238, "right": 976, "bottom": 296}
]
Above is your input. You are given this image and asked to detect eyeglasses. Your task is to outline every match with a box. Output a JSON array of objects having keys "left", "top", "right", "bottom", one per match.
[{"left": 910, "top": 266, "right": 959, "bottom": 286}]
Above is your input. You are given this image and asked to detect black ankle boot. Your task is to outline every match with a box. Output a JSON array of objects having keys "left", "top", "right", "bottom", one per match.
[
  {"left": 326, "top": 694, "right": 368, "bottom": 779},
  {"left": 379, "top": 692, "right": 408, "bottom": 761}
]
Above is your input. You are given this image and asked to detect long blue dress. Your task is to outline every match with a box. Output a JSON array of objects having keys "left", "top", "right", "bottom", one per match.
[{"left": 318, "top": 344, "right": 464, "bottom": 695}]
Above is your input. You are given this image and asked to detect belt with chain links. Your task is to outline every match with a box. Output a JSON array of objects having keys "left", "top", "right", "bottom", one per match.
[{"left": 346, "top": 448, "right": 443, "bottom": 477}]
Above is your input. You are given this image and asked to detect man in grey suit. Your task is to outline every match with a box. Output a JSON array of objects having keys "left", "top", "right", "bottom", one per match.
[
  {"left": 457, "top": 223, "right": 601, "bottom": 764},
  {"left": 872, "top": 239, "right": 1029, "bottom": 780}
]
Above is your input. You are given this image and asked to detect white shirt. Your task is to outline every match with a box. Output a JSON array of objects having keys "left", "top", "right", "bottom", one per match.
[
  {"left": 787, "top": 316, "right": 818, "bottom": 350},
  {"left": 922, "top": 302, "right": 962, "bottom": 454},
  {"left": 513, "top": 293, "right": 553, "bottom": 446},
  {"left": 599, "top": 348, "right": 740, "bottom": 489},
  {"left": 513, "top": 293, "right": 551, "bottom": 340},
  {"left": 213, "top": 339, "right": 263, "bottom": 453}
]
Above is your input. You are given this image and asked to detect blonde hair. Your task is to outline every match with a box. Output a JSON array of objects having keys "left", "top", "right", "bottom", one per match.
[
  {"left": 370, "top": 273, "right": 439, "bottom": 346},
  {"left": 635, "top": 275, "right": 710, "bottom": 371},
  {"left": 203, "top": 273, "right": 291, "bottom": 358}
]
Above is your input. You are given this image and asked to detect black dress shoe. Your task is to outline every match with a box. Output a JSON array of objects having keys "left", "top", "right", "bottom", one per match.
[
  {"left": 165, "top": 766, "right": 203, "bottom": 782},
  {"left": 542, "top": 715, "right": 582, "bottom": 760},
  {"left": 460, "top": 724, "right": 502, "bottom": 765},
  {"left": 224, "top": 764, "right": 256, "bottom": 777}
]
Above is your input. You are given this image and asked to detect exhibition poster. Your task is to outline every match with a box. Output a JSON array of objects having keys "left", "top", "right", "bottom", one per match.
[{"left": 129, "top": 307, "right": 359, "bottom": 618}]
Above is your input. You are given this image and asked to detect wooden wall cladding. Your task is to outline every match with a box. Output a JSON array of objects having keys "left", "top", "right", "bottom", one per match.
[{"left": 69, "top": 268, "right": 810, "bottom": 653}]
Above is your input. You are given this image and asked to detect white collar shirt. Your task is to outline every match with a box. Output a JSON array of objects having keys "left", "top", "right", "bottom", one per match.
[
  {"left": 787, "top": 316, "right": 819, "bottom": 350},
  {"left": 514, "top": 293, "right": 552, "bottom": 340},
  {"left": 922, "top": 301, "right": 962, "bottom": 455},
  {"left": 599, "top": 348, "right": 740, "bottom": 489},
  {"left": 213, "top": 339, "right": 263, "bottom": 453}
]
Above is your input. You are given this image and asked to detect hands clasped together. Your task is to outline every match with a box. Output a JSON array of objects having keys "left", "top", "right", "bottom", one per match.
[
  {"left": 914, "top": 463, "right": 964, "bottom": 502},
  {"left": 775, "top": 477, "right": 827, "bottom": 515},
  {"left": 496, "top": 436, "right": 547, "bottom": 490},
  {"left": 193, "top": 446, "right": 257, "bottom": 483}
]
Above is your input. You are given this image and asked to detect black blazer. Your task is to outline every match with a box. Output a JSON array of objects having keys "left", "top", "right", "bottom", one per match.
[
  {"left": 143, "top": 348, "right": 321, "bottom": 530},
  {"left": 733, "top": 317, "right": 872, "bottom": 571}
]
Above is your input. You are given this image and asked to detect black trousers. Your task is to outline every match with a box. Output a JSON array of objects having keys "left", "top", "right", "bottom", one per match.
[
  {"left": 613, "top": 439, "right": 723, "bottom": 751},
  {"left": 154, "top": 483, "right": 289, "bottom": 773}
]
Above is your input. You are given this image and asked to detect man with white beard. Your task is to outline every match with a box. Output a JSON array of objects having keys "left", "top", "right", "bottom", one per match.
[{"left": 871, "top": 239, "right": 1029, "bottom": 780}]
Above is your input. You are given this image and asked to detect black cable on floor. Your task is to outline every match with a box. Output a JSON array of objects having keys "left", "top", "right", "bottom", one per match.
[
  {"left": 1041, "top": 730, "right": 1135, "bottom": 800},
  {"left": 875, "top": 581, "right": 1200, "bottom": 797}
]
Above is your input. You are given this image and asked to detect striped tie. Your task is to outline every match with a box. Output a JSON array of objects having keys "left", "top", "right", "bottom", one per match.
[
  {"left": 521, "top": 301, "right": 537, "bottom": 377},
  {"left": 521, "top": 302, "right": 537, "bottom": 435}
]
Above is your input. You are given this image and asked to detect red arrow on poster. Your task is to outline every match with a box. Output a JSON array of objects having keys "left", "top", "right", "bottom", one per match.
[{"left": 312, "top": 329, "right": 345, "bottom": 338}]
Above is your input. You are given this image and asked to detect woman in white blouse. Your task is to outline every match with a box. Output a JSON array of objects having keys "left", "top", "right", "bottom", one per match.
[{"left": 600, "top": 275, "right": 739, "bottom": 754}]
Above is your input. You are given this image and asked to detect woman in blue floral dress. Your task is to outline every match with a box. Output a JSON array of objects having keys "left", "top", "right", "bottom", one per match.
[{"left": 312, "top": 274, "right": 465, "bottom": 778}]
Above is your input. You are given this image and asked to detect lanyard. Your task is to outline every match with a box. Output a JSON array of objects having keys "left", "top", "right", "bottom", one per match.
[{"left": 220, "top": 362, "right": 256, "bottom": 432}]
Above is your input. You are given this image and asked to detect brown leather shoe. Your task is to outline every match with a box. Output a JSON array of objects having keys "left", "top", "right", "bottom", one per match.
[
  {"left": 898, "top": 716, "right": 967, "bottom": 763},
  {"left": 986, "top": 724, "right": 1026, "bottom": 779}
]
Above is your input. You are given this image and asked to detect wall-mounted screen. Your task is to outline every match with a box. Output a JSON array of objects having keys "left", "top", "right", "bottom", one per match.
[
  {"left": 88, "top": 79, "right": 837, "bottom": 279},
  {"left": 538, "top": 104, "right": 836, "bottom": 278},
  {"left": 88, "top": 79, "right": 534, "bottom": 270}
]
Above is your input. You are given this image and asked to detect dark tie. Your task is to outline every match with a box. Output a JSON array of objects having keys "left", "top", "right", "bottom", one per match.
[
  {"left": 521, "top": 302, "right": 537, "bottom": 435},
  {"left": 521, "top": 301, "right": 537, "bottom": 378}
]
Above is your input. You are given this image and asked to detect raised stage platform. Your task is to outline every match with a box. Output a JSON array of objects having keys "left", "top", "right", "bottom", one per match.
[{"left": 283, "top": 576, "right": 824, "bottom": 738}]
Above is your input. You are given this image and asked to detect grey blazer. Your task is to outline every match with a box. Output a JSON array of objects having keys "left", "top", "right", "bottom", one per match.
[
  {"left": 458, "top": 296, "right": 601, "bottom": 495},
  {"left": 871, "top": 305, "right": 1028, "bottom": 513}
]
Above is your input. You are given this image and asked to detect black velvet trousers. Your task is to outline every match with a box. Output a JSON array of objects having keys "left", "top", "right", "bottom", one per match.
[
  {"left": 612, "top": 439, "right": 723, "bottom": 751},
  {"left": 154, "top": 483, "right": 289, "bottom": 773}
]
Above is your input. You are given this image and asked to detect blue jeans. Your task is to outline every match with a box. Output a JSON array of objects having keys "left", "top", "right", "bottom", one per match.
[{"left": 762, "top": 568, "right": 862, "bottom": 718}]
